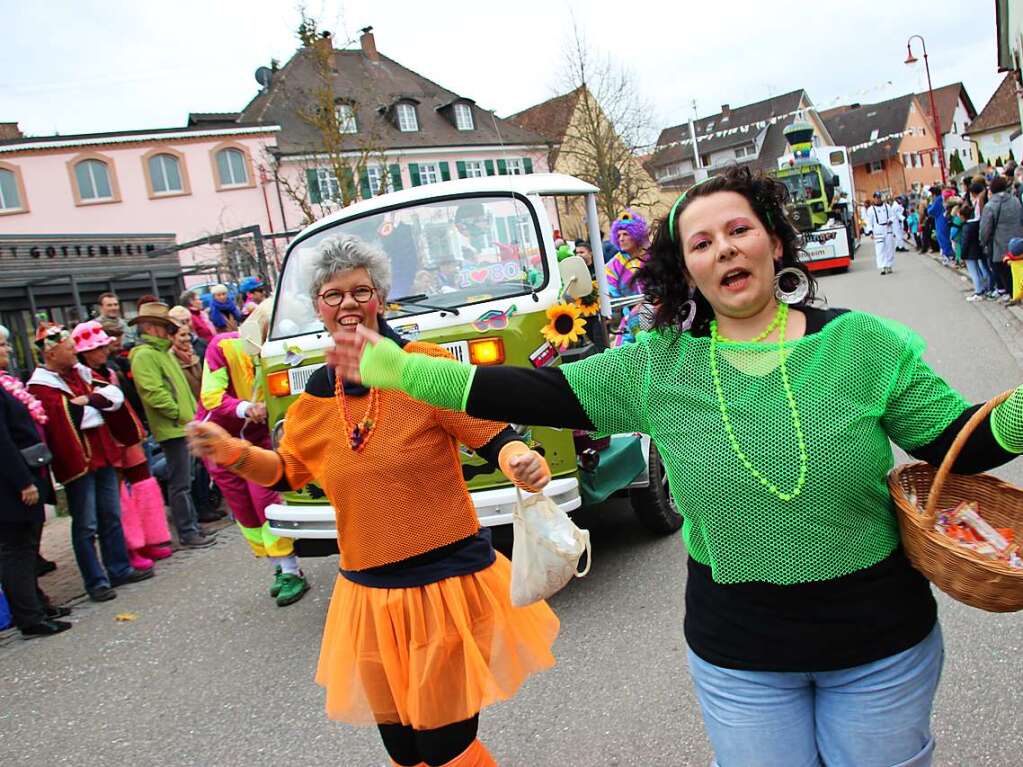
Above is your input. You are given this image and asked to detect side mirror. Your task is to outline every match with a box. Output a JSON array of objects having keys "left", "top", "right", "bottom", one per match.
[{"left": 558, "top": 255, "right": 593, "bottom": 299}]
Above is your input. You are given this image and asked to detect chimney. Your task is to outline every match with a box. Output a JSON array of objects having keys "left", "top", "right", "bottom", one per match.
[
  {"left": 360, "top": 26, "right": 380, "bottom": 61},
  {"left": 314, "top": 31, "right": 336, "bottom": 71},
  {"left": 721, "top": 104, "right": 731, "bottom": 120},
  {"left": 0, "top": 122, "right": 22, "bottom": 140}
]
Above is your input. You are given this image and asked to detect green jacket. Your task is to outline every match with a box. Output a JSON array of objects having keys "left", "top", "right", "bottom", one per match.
[{"left": 129, "top": 334, "right": 197, "bottom": 441}]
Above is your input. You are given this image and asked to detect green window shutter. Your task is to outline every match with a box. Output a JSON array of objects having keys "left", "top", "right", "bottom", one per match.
[
  {"left": 341, "top": 167, "right": 356, "bottom": 201},
  {"left": 389, "top": 164, "right": 404, "bottom": 191},
  {"left": 359, "top": 172, "right": 372, "bottom": 199},
  {"left": 485, "top": 159, "right": 495, "bottom": 176},
  {"left": 523, "top": 157, "right": 534, "bottom": 174},
  {"left": 497, "top": 159, "right": 508, "bottom": 175},
  {"left": 440, "top": 161, "right": 451, "bottom": 182},
  {"left": 306, "top": 168, "right": 321, "bottom": 204},
  {"left": 409, "top": 162, "right": 421, "bottom": 187},
  {"left": 456, "top": 160, "right": 467, "bottom": 179}
]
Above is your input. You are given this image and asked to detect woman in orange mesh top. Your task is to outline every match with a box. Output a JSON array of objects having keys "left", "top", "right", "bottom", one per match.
[{"left": 187, "top": 234, "right": 558, "bottom": 767}]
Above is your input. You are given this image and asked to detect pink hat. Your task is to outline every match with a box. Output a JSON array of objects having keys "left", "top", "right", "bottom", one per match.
[
  {"left": 942, "top": 188, "right": 955, "bottom": 199},
  {"left": 71, "top": 320, "right": 113, "bottom": 353}
]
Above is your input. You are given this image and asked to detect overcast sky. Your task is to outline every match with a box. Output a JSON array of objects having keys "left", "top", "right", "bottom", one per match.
[{"left": 2, "top": 0, "right": 1006, "bottom": 144}]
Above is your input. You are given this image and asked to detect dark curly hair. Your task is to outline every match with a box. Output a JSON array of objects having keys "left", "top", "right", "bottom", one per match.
[{"left": 636, "top": 165, "right": 816, "bottom": 335}]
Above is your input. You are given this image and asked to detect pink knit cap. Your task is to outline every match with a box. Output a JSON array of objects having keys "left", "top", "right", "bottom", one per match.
[{"left": 71, "top": 320, "right": 113, "bottom": 353}]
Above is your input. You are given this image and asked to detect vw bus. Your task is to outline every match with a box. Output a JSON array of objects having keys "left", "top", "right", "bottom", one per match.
[{"left": 262, "top": 174, "right": 679, "bottom": 552}]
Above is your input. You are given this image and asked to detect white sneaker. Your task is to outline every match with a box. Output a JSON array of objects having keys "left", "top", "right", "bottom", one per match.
[{"left": 966, "top": 294, "right": 983, "bottom": 302}]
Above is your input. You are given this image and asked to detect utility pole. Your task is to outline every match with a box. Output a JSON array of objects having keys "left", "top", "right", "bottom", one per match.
[{"left": 689, "top": 100, "right": 708, "bottom": 182}]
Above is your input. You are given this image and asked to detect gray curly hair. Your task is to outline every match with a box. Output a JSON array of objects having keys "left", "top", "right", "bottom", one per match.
[{"left": 308, "top": 234, "right": 392, "bottom": 305}]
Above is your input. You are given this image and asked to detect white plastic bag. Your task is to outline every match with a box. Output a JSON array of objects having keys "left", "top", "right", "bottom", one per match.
[{"left": 510, "top": 489, "right": 591, "bottom": 607}]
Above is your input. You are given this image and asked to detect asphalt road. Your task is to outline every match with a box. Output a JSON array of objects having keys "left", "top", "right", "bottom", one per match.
[{"left": 1, "top": 243, "right": 1021, "bottom": 767}]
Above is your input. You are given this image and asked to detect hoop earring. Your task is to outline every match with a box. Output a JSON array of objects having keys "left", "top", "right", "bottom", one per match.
[
  {"left": 774, "top": 267, "right": 809, "bottom": 305},
  {"left": 680, "top": 286, "right": 697, "bottom": 332}
]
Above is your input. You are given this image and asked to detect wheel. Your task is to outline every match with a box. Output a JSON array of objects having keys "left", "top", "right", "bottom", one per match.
[{"left": 630, "top": 443, "right": 683, "bottom": 535}]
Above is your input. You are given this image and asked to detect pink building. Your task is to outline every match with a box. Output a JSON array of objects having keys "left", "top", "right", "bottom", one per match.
[{"left": 0, "top": 118, "right": 283, "bottom": 365}]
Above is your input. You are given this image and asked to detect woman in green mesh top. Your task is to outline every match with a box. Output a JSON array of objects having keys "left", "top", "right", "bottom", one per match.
[{"left": 330, "top": 166, "right": 1023, "bottom": 767}]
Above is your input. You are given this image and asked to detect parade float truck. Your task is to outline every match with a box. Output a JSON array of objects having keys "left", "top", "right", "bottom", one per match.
[
  {"left": 770, "top": 120, "right": 859, "bottom": 272},
  {"left": 262, "top": 174, "right": 680, "bottom": 554}
]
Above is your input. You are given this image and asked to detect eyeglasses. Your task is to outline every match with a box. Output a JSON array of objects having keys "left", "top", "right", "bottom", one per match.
[{"left": 317, "top": 286, "right": 375, "bottom": 307}]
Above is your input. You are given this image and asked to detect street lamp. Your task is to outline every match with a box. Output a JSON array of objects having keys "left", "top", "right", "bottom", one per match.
[{"left": 905, "top": 34, "right": 948, "bottom": 185}]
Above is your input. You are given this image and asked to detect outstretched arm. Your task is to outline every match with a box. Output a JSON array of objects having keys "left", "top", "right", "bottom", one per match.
[
  {"left": 329, "top": 326, "right": 651, "bottom": 435},
  {"left": 186, "top": 421, "right": 308, "bottom": 490}
]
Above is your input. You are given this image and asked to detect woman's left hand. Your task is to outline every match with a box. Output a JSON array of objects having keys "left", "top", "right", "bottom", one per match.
[
  {"left": 21, "top": 484, "right": 39, "bottom": 506},
  {"left": 506, "top": 449, "right": 551, "bottom": 491}
]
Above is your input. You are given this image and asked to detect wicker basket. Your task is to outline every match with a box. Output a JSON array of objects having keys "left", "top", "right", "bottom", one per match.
[{"left": 888, "top": 389, "right": 1023, "bottom": 612}]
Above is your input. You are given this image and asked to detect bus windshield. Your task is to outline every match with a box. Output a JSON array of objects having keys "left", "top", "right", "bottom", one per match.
[
  {"left": 271, "top": 194, "right": 547, "bottom": 339},
  {"left": 780, "top": 171, "right": 823, "bottom": 202}
]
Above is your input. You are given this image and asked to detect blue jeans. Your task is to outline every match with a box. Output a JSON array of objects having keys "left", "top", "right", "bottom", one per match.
[
  {"left": 65, "top": 466, "right": 132, "bottom": 592},
  {"left": 688, "top": 624, "right": 943, "bottom": 767},
  {"left": 965, "top": 258, "right": 992, "bottom": 295}
]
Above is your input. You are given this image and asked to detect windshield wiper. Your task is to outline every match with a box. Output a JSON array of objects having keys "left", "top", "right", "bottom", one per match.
[{"left": 389, "top": 294, "right": 460, "bottom": 316}]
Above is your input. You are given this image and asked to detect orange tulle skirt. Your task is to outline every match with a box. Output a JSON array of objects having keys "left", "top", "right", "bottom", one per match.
[{"left": 315, "top": 552, "right": 559, "bottom": 730}]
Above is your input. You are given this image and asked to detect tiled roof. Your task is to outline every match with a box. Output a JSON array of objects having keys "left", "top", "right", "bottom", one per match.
[
  {"left": 822, "top": 94, "right": 918, "bottom": 166},
  {"left": 239, "top": 46, "right": 546, "bottom": 155},
  {"left": 965, "top": 73, "right": 1019, "bottom": 135},
  {"left": 0, "top": 122, "right": 278, "bottom": 150},
  {"left": 916, "top": 83, "right": 976, "bottom": 135},
  {"left": 649, "top": 90, "right": 809, "bottom": 168},
  {"left": 506, "top": 88, "right": 581, "bottom": 144}
]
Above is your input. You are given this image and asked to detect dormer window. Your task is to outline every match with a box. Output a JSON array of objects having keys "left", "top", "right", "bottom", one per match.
[
  {"left": 397, "top": 103, "right": 419, "bottom": 132},
  {"left": 335, "top": 103, "right": 357, "bottom": 134},
  {"left": 454, "top": 103, "right": 474, "bottom": 131}
]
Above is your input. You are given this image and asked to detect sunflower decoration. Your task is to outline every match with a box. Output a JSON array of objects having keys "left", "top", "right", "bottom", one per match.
[
  {"left": 542, "top": 301, "right": 587, "bottom": 349},
  {"left": 575, "top": 280, "right": 600, "bottom": 317}
]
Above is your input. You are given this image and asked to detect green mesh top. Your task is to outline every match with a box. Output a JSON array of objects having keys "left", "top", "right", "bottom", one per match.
[{"left": 560, "top": 311, "right": 968, "bottom": 585}]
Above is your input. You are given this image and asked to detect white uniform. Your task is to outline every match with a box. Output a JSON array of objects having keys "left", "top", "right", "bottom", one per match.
[
  {"left": 891, "top": 200, "right": 906, "bottom": 250},
  {"left": 867, "top": 203, "right": 896, "bottom": 271}
]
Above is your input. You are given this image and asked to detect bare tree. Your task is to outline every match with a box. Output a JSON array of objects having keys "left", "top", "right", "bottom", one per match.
[
  {"left": 555, "top": 25, "right": 660, "bottom": 225},
  {"left": 269, "top": 9, "right": 396, "bottom": 225}
]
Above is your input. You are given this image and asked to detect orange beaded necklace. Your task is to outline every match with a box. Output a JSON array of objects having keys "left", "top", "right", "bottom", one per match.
[{"left": 334, "top": 373, "right": 381, "bottom": 452}]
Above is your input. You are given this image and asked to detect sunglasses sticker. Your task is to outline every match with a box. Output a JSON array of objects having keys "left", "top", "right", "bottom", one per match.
[
  {"left": 529, "top": 341, "right": 557, "bottom": 368},
  {"left": 471, "top": 304, "right": 517, "bottom": 333},
  {"left": 395, "top": 323, "right": 420, "bottom": 341}
]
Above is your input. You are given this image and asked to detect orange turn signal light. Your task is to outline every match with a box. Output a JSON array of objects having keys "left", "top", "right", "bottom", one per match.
[
  {"left": 267, "top": 370, "right": 292, "bottom": 397},
  {"left": 468, "top": 338, "right": 505, "bottom": 365}
]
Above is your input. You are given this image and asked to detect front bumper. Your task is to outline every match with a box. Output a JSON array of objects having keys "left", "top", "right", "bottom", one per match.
[{"left": 266, "top": 476, "right": 582, "bottom": 539}]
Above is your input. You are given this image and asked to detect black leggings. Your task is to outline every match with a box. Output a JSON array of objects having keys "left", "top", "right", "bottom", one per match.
[{"left": 378, "top": 714, "right": 479, "bottom": 766}]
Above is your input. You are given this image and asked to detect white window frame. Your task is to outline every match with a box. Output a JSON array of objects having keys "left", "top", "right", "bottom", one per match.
[
  {"left": 365, "top": 165, "right": 389, "bottom": 196},
  {"left": 931, "top": 150, "right": 940, "bottom": 167},
  {"left": 217, "top": 148, "right": 248, "bottom": 187},
  {"left": 454, "top": 103, "right": 474, "bottom": 131},
  {"left": 335, "top": 103, "right": 357, "bottom": 134},
  {"left": 869, "top": 128, "right": 880, "bottom": 141},
  {"left": 418, "top": 162, "right": 440, "bottom": 185},
  {"left": 0, "top": 168, "right": 22, "bottom": 210},
  {"left": 397, "top": 103, "right": 419, "bottom": 132},
  {"left": 734, "top": 143, "right": 755, "bottom": 159},
  {"left": 463, "top": 160, "right": 486, "bottom": 178},
  {"left": 505, "top": 158, "right": 525, "bottom": 175},
  {"left": 868, "top": 160, "right": 884, "bottom": 174},
  {"left": 316, "top": 167, "right": 340, "bottom": 202},
  {"left": 149, "top": 153, "right": 183, "bottom": 195},
  {"left": 76, "top": 159, "right": 114, "bottom": 200}
]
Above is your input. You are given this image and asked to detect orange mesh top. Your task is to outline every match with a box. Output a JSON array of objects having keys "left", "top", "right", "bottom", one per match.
[{"left": 277, "top": 342, "right": 506, "bottom": 571}]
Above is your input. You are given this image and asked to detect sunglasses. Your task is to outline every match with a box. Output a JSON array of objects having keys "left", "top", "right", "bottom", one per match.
[{"left": 471, "top": 305, "right": 517, "bottom": 332}]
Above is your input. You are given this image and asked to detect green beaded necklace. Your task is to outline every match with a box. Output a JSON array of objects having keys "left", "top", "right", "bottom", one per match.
[{"left": 709, "top": 302, "right": 808, "bottom": 502}]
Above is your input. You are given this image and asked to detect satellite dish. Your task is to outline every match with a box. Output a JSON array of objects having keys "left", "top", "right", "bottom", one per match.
[{"left": 255, "top": 67, "right": 273, "bottom": 89}]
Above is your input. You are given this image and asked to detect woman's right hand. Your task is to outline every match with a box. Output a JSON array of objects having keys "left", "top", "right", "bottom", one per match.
[
  {"left": 21, "top": 484, "right": 39, "bottom": 506},
  {"left": 185, "top": 421, "right": 235, "bottom": 462}
]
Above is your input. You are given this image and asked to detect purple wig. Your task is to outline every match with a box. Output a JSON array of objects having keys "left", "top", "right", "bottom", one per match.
[{"left": 610, "top": 209, "right": 649, "bottom": 250}]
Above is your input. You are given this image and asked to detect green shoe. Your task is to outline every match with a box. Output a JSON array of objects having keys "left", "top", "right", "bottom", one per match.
[
  {"left": 275, "top": 572, "right": 310, "bottom": 606},
  {"left": 269, "top": 566, "right": 284, "bottom": 598}
]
